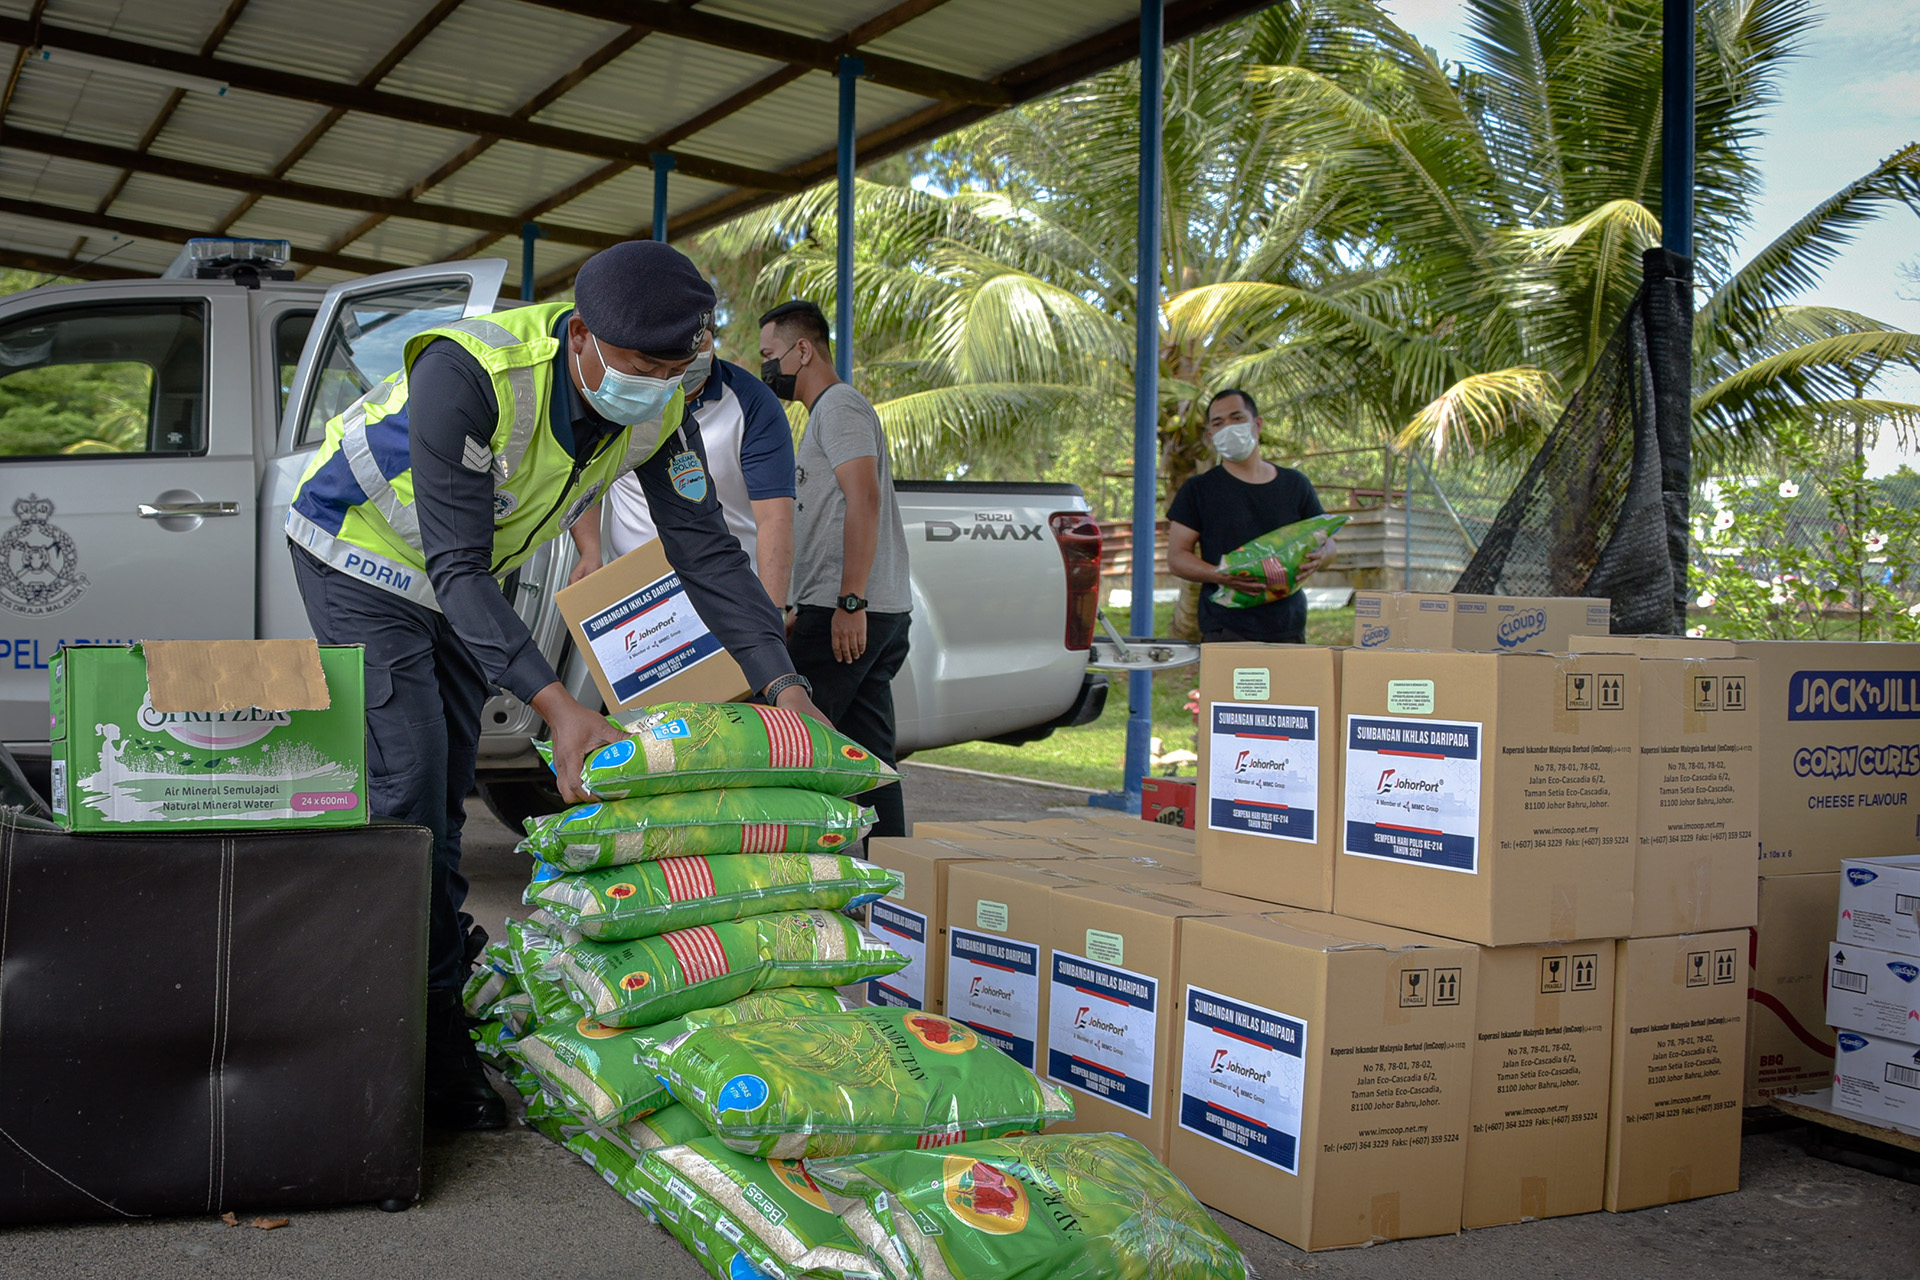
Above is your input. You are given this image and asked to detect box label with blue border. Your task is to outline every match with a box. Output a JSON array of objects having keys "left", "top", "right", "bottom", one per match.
[
  {"left": 946, "top": 927, "right": 1040, "bottom": 1069},
  {"left": 1207, "top": 701, "right": 1319, "bottom": 843},
  {"left": 1343, "top": 715, "right": 1483, "bottom": 873},
  {"left": 865, "top": 900, "right": 928, "bottom": 1009},
  {"left": 1046, "top": 951, "right": 1159, "bottom": 1118},
  {"left": 580, "top": 569, "right": 726, "bottom": 703},
  {"left": 1179, "top": 985, "right": 1308, "bottom": 1173}
]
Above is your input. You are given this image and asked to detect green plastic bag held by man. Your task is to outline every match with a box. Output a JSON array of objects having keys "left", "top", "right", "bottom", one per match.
[{"left": 285, "top": 241, "right": 828, "bottom": 1130}]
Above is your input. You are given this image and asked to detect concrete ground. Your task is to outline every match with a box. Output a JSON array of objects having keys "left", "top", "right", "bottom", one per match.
[{"left": 3, "top": 763, "right": 1916, "bottom": 1278}]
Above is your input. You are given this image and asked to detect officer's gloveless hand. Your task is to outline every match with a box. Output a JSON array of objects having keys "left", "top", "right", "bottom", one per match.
[{"left": 533, "top": 682, "right": 630, "bottom": 804}]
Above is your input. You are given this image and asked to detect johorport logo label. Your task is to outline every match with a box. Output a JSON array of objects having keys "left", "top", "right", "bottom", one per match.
[{"left": 1208, "top": 1048, "right": 1272, "bottom": 1083}]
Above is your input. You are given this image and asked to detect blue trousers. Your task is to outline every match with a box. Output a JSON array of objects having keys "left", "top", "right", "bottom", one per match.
[{"left": 292, "top": 545, "right": 483, "bottom": 994}]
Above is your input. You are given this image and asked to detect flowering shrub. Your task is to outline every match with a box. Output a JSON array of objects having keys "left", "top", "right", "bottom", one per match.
[{"left": 1692, "top": 432, "right": 1920, "bottom": 641}]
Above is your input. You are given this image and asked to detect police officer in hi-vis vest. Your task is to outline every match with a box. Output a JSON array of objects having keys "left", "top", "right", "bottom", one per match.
[{"left": 286, "top": 242, "right": 825, "bottom": 1130}]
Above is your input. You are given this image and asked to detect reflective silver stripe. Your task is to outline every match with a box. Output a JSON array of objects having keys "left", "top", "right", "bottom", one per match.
[
  {"left": 285, "top": 509, "right": 441, "bottom": 611},
  {"left": 496, "top": 364, "right": 539, "bottom": 481},
  {"left": 445, "top": 316, "right": 521, "bottom": 349},
  {"left": 621, "top": 415, "right": 675, "bottom": 470},
  {"left": 363, "top": 377, "right": 401, "bottom": 409},
  {"left": 340, "top": 422, "right": 423, "bottom": 548}
]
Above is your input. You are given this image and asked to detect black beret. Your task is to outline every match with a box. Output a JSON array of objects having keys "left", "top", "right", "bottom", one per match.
[{"left": 573, "top": 240, "right": 716, "bottom": 358}]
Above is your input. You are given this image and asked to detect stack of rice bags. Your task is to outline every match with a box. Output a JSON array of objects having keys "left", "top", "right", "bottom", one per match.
[{"left": 473, "top": 701, "right": 1253, "bottom": 1280}]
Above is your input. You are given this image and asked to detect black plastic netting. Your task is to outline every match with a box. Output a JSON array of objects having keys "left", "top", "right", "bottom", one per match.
[{"left": 1455, "top": 248, "right": 1694, "bottom": 634}]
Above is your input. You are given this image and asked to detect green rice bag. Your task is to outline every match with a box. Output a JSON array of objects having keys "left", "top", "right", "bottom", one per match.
[
  {"left": 523, "top": 1084, "right": 590, "bottom": 1147},
  {"left": 470, "top": 1017, "right": 519, "bottom": 1060},
  {"left": 564, "top": 1124, "right": 670, "bottom": 1220},
  {"left": 540, "top": 702, "right": 901, "bottom": 800},
  {"left": 809, "top": 1133, "right": 1253, "bottom": 1280},
  {"left": 463, "top": 940, "right": 518, "bottom": 1017},
  {"left": 521, "top": 791, "right": 877, "bottom": 870},
  {"left": 527, "top": 853, "right": 903, "bottom": 941},
  {"left": 642, "top": 1137, "right": 897, "bottom": 1280},
  {"left": 1210, "top": 513, "right": 1349, "bottom": 608},
  {"left": 618, "top": 1102, "right": 713, "bottom": 1156},
  {"left": 646, "top": 1008, "right": 1076, "bottom": 1160},
  {"left": 557, "top": 909, "right": 906, "bottom": 1028},
  {"left": 505, "top": 916, "right": 584, "bottom": 1031},
  {"left": 510, "top": 987, "right": 851, "bottom": 1127}
]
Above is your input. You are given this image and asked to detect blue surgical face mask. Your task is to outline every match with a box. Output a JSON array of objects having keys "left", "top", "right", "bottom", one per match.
[
  {"left": 680, "top": 350, "right": 714, "bottom": 398},
  {"left": 578, "top": 333, "right": 680, "bottom": 427}
]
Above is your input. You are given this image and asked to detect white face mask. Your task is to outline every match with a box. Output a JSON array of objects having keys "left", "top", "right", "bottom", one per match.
[
  {"left": 1211, "top": 420, "right": 1259, "bottom": 462},
  {"left": 680, "top": 350, "right": 714, "bottom": 398},
  {"left": 578, "top": 333, "right": 680, "bottom": 427}
]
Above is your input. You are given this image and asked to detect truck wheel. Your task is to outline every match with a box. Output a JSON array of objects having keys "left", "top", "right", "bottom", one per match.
[{"left": 475, "top": 779, "right": 568, "bottom": 834}]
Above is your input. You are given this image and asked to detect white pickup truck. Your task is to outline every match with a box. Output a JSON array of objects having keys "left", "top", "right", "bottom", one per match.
[{"left": 0, "top": 249, "right": 1106, "bottom": 828}]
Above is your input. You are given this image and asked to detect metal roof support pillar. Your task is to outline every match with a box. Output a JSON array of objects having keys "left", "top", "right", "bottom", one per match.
[
  {"left": 1122, "top": 0, "right": 1164, "bottom": 808},
  {"left": 520, "top": 221, "right": 543, "bottom": 301},
  {"left": 1661, "top": 0, "right": 1693, "bottom": 259},
  {"left": 835, "top": 56, "right": 863, "bottom": 382},
  {"left": 652, "top": 152, "right": 675, "bottom": 243}
]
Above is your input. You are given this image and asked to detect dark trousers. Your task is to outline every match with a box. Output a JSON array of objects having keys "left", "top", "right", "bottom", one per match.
[
  {"left": 292, "top": 546, "right": 484, "bottom": 994},
  {"left": 1202, "top": 627, "right": 1305, "bottom": 644},
  {"left": 788, "top": 607, "right": 911, "bottom": 839}
]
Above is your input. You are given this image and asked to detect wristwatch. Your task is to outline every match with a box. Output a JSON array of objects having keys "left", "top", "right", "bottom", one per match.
[
  {"left": 762, "top": 672, "right": 812, "bottom": 703},
  {"left": 839, "top": 593, "right": 868, "bottom": 613}
]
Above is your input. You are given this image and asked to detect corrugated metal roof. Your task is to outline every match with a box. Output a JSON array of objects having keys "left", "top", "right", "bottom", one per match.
[{"left": 0, "top": 0, "right": 1274, "bottom": 294}]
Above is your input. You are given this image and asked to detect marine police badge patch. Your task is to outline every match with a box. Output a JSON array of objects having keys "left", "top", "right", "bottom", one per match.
[{"left": 668, "top": 450, "right": 707, "bottom": 503}]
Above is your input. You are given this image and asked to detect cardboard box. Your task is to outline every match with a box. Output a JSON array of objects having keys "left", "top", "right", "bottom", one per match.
[
  {"left": 944, "top": 861, "right": 1093, "bottom": 1071},
  {"left": 1826, "top": 940, "right": 1920, "bottom": 1043},
  {"left": 1353, "top": 592, "right": 1611, "bottom": 653},
  {"left": 1196, "top": 644, "right": 1343, "bottom": 910},
  {"left": 1463, "top": 942, "right": 1616, "bottom": 1227},
  {"left": 50, "top": 641, "right": 366, "bottom": 831},
  {"left": 1838, "top": 854, "right": 1920, "bottom": 952},
  {"left": 1334, "top": 649, "right": 1640, "bottom": 945},
  {"left": 1084, "top": 811, "right": 1199, "bottom": 846},
  {"left": 1042, "top": 884, "right": 1277, "bottom": 1159},
  {"left": 1044, "top": 836, "right": 1201, "bottom": 879},
  {"left": 1747, "top": 873, "right": 1840, "bottom": 1106},
  {"left": 1168, "top": 912, "right": 1479, "bottom": 1251},
  {"left": 1626, "top": 657, "right": 1759, "bottom": 936},
  {"left": 1141, "top": 777, "right": 1197, "bottom": 828},
  {"left": 1736, "top": 643, "right": 1920, "bottom": 873},
  {"left": 1832, "top": 1028, "right": 1920, "bottom": 1125},
  {"left": 863, "top": 837, "right": 1077, "bottom": 1013},
  {"left": 1605, "top": 931, "right": 1748, "bottom": 1211},
  {"left": 554, "top": 538, "right": 751, "bottom": 711}
]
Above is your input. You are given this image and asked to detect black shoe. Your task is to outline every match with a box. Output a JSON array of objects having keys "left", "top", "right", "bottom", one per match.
[{"left": 424, "top": 990, "right": 506, "bottom": 1132}]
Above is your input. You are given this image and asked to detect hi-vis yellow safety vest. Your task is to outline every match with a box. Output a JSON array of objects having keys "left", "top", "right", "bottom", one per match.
[{"left": 286, "top": 303, "right": 682, "bottom": 608}]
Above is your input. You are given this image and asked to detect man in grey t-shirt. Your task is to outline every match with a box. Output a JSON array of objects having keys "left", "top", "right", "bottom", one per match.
[{"left": 760, "top": 301, "right": 911, "bottom": 838}]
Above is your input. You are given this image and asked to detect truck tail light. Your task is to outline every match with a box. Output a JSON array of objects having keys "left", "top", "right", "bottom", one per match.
[{"left": 1050, "top": 511, "right": 1102, "bottom": 651}]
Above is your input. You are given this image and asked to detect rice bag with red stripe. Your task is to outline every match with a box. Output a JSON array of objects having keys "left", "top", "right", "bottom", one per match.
[
  {"left": 539, "top": 702, "right": 901, "bottom": 800},
  {"left": 524, "top": 853, "right": 903, "bottom": 941},
  {"left": 556, "top": 908, "right": 907, "bottom": 1028},
  {"left": 510, "top": 986, "right": 850, "bottom": 1127},
  {"left": 518, "top": 789, "right": 876, "bottom": 871},
  {"left": 641, "top": 1007, "right": 1076, "bottom": 1159}
]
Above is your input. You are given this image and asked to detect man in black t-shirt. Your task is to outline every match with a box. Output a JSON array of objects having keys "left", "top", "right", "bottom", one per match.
[{"left": 1167, "top": 388, "right": 1337, "bottom": 643}]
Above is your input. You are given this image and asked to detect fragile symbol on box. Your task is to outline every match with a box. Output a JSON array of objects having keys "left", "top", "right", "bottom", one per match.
[
  {"left": 1541, "top": 955, "right": 1567, "bottom": 994},
  {"left": 1566, "top": 674, "right": 1593, "bottom": 711},
  {"left": 1686, "top": 950, "right": 1711, "bottom": 987},
  {"left": 1400, "top": 969, "right": 1429, "bottom": 1007},
  {"left": 1693, "top": 675, "right": 1718, "bottom": 711}
]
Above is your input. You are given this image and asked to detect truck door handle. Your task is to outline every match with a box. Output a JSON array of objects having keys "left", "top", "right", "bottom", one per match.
[{"left": 139, "top": 501, "right": 240, "bottom": 518}]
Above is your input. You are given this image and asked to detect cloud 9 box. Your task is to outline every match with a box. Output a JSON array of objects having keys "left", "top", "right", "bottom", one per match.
[
  {"left": 50, "top": 640, "right": 366, "bottom": 832},
  {"left": 1353, "top": 592, "right": 1610, "bottom": 653},
  {"left": 1837, "top": 854, "right": 1920, "bottom": 953}
]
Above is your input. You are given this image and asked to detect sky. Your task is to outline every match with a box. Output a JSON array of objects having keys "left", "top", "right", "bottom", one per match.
[{"left": 1385, "top": 0, "right": 1920, "bottom": 473}]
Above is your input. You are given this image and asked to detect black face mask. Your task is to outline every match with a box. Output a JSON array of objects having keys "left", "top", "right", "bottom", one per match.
[{"left": 761, "top": 349, "right": 798, "bottom": 402}]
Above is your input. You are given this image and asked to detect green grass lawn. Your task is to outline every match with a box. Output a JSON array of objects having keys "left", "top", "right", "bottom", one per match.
[{"left": 913, "top": 606, "right": 1355, "bottom": 791}]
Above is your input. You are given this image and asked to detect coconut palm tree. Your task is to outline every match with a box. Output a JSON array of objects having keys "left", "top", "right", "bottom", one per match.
[{"left": 1175, "top": 0, "right": 1920, "bottom": 463}]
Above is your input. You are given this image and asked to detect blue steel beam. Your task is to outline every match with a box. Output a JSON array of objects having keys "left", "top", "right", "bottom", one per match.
[
  {"left": 652, "top": 151, "right": 676, "bottom": 243},
  {"left": 1661, "top": 0, "right": 1694, "bottom": 257},
  {"left": 520, "top": 220, "right": 543, "bottom": 301},
  {"left": 835, "top": 56, "right": 864, "bottom": 382},
  {"left": 1123, "top": 0, "right": 1164, "bottom": 804}
]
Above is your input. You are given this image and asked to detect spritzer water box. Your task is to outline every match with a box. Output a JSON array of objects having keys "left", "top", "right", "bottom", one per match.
[{"left": 50, "top": 640, "right": 366, "bottom": 832}]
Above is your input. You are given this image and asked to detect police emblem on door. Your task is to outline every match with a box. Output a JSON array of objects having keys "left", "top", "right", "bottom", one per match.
[{"left": 0, "top": 495, "right": 88, "bottom": 616}]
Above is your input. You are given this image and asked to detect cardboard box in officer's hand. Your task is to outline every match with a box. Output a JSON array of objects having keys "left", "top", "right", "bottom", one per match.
[{"left": 555, "top": 538, "right": 751, "bottom": 711}]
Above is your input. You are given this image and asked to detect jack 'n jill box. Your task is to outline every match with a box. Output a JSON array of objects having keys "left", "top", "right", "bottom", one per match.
[{"left": 50, "top": 640, "right": 367, "bottom": 831}]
